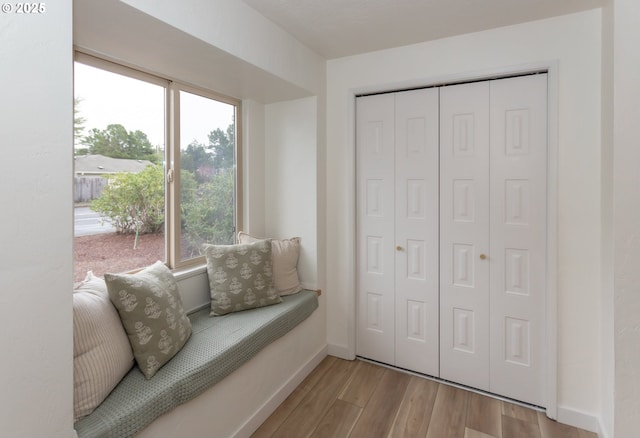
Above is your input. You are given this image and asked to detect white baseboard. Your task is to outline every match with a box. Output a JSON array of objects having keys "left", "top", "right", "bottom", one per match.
[
  {"left": 327, "top": 343, "right": 355, "bottom": 360},
  {"left": 596, "top": 417, "right": 610, "bottom": 438},
  {"left": 557, "top": 406, "right": 601, "bottom": 435},
  {"left": 233, "top": 344, "right": 328, "bottom": 438}
]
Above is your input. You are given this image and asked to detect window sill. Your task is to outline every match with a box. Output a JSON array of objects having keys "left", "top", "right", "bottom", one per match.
[{"left": 172, "top": 263, "right": 207, "bottom": 281}]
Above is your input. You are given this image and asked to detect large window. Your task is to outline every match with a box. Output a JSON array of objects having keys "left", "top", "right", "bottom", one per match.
[{"left": 73, "top": 54, "right": 241, "bottom": 282}]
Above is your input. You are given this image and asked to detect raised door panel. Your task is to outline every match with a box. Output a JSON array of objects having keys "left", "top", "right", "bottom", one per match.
[
  {"left": 489, "top": 74, "right": 547, "bottom": 406},
  {"left": 356, "top": 93, "right": 396, "bottom": 365},
  {"left": 395, "top": 88, "right": 440, "bottom": 376},
  {"left": 440, "top": 82, "right": 491, "bottom": 390}
]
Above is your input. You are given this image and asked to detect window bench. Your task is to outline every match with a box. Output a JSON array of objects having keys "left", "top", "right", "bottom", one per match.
[{"left": 74, "top": 289, "right": 320, "bottom": 438}]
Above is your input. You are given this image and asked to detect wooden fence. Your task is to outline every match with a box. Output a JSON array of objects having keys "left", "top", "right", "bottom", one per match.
[{"left": 74, "top": 176, "right": 108, "bottom": 203}]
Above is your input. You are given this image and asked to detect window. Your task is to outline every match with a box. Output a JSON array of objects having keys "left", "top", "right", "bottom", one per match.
[
  {"left": 172, "top": 87, "right": 239, "bottom": 266},
  {"left": 73, "top": 53, "right": 241, "bottom": 282}
]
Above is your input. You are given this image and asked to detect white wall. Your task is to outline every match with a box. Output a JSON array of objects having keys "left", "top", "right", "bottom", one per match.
[
  {"left": 0, "top": 1, "right": 75, "bottom": 437},
  {"left": 121, "top": 0, "right": 325, "bottom": 98},
  {"left": 325, "top": 9, "right": 602, "bottom": 428},
  {"left": 265, "top": 97, "right": 319, "bottom": 289},
  {"left": 600, "top": 3, "right": 615, "bottom": 437},
  {"left": 612, "top": 0, "right": 640, "bottom": 436},
  {"left": 242, "top": 99, "right": 267, "bottom": 237}
]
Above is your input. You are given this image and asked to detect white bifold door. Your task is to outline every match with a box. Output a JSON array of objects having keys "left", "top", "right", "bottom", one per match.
[
  {"left": 356, "top": 88, "right": 440, "bottom": 376},
  {"left": 357, "top": 73, "right": 548, "bottom": 407},
  {"left": 440, "top": 75, "right": 547, "bottom": 406}
]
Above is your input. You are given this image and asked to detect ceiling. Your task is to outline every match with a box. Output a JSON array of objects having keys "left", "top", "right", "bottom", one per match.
[{"left": 240, "top": 0, "right": 605, "bottom": 59}]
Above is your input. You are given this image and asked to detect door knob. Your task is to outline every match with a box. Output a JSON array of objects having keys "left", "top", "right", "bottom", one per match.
[
  {"left": 396, "top": 245, "right": 404, "bottom": 251},
  {"left": 479, "top": 253, "right": 487, "bottom": 260}
]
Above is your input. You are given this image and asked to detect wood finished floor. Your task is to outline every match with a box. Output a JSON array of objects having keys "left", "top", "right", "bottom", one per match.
[{"left": 252, "top": 356, "right": 597, "bottom": 438}]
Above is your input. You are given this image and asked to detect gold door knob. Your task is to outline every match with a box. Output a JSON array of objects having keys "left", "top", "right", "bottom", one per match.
[
  {"left": 396, "top": 245, "right": 403, "bottom": 251},
  {"left": 480, "top": 253, "right": 487, "bottom": 260}
]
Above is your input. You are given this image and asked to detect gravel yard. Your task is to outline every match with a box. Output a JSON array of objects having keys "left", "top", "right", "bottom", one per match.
[{"left": 74, "top": 232, "right": 164, "bottom": 284}]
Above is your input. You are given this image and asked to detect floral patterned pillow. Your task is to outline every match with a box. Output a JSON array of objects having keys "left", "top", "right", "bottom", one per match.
[
  {"left": 203, "top": 240, "right": 282, "bottom": 316},
  {"left": 105, "top": 261, "right": 192, "bottom": 379}
]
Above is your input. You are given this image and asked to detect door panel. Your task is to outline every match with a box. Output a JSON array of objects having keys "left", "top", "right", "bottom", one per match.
[
  {"left": 395, "top": 89, "right": 439, "bottom": 376},
  {"left": 453, "top": 307, "right": 476, "bottom": 353},
  {"left": 440, "top": 82, "right": 490, "bottom": 390},
  {"left": 489, "top": 74, "right": 547, "bottom": 406},
  {"left": 356, "top": 93, "right": 396, "bottom": 365}
]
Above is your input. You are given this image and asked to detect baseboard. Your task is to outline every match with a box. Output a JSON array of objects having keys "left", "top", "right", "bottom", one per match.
[
  {"left": 232, "top": 344, "right": 328, "bottom": 438},
  {"left": 596, "top": 417, "right": 610, "bottom": 438},
  {"left": 557, "top": 405, "right": 601, "bottom": 435},
  {"left": 327, "top": 343, "right": 355, "bottom": 360}
]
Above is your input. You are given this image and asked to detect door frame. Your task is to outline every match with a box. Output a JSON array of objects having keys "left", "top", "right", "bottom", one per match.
[{"left": 349, "top": 61, "right": 558, "bottom": 419}]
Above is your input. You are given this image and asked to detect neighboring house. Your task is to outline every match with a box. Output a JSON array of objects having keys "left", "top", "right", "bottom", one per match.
[
  {"left": 73, "top": 154, "right": 154, "bottom": 202},
  {"left": 74, "top": 154, "right": 154, "bottom": 176}
]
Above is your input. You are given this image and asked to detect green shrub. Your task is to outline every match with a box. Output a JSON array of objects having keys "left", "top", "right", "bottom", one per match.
[
  {"left": 91, "top": 164, "right": 236, "bottom": 257},
  {"left": 92, "top": 165, "right": 164, "bottom": 234},
  {"left": 181, "top": 169, "right": 235, "bottom": 257}
]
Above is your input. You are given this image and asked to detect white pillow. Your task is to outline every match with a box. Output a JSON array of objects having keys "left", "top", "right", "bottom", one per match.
[
  {"left": 237, "top": 232, "right": 303, "bottom": 296},
  {"left": 73, "top": 272, "right": 134, "bottom": 422}
]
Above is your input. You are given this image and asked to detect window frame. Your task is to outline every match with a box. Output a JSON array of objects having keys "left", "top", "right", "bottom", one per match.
[
  {"left": 168, "top": 82, "right": 243, "bottom": 269},
  {"left": 74, "top": 52, "right": 243, "bottom": 271}
]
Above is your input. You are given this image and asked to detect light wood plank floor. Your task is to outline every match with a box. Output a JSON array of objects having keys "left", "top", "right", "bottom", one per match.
[{"left": 252, "top": 356, "right": 597, "bottom": 438}]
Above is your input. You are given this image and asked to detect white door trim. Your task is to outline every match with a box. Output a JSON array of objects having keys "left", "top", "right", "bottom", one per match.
[{"left": 348, "top": 60, "right": 559, "bottom": 419}]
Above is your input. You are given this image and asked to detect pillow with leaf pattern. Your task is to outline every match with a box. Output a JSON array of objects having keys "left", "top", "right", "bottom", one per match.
[
  {"left": 105, "top": 261, "right": 192, "bottom": 379},
  {"left": 203, "top": 239, "right": 282, "bottom": 316}
]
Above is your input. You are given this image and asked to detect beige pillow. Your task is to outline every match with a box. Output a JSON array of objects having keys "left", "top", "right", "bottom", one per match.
[
  {"left": 73, "top": 272, "right": 134, "bottom": 422},
  {"left": 105, "top": 262, "right": 192, "bottom": 379},
  {"left": 237, "top": 232, "right": 303, "bottom": 296}
]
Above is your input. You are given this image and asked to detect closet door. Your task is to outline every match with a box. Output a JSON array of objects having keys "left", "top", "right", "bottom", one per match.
[
  {"left": 440, "top": 75, "right": 547, "bottom": 405},
  {"left": 489, "top": 74, "right": 547, "bottom": 406},
  {"left": 356, "top": 90, "right": 439, "bottom": 374},
  {"left": 439, "top": 82, "right": 491, "bottom": 390},
  {"left": 356, "top": 93, "right": 396, "bottom": 365},
  {"left": 356, "top": 75, "right": 548, "bottom": 407},
  {"left": 394, "top": 89, "right": 439, "bottom": 376}
]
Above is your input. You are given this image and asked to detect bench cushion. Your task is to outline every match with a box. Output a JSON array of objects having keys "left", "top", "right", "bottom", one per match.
[{"left": 74, "top": 289, "right": 319, "bottom": 438}]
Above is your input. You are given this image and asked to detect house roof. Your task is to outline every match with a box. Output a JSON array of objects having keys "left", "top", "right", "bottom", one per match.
[{"left": 74, "top": 154, "right": 154, "bottom": 175}]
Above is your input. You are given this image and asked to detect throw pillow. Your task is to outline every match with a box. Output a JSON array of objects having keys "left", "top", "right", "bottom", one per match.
[
  {"left": 104, "top": 261, "right": 192, "bottom": 379},
  {"left": 203, "top": 239, "right": 282, "bottom": 316},
  {"left": 73, "top": 272, "right": 134, "bottom": 422},
  {"left": 237, "top": 232, "right": 303, "bottom": 296}
]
